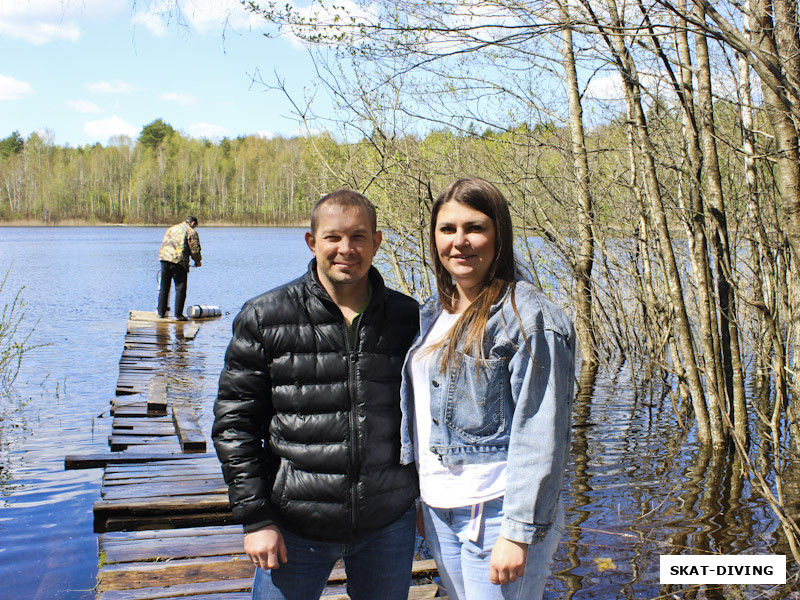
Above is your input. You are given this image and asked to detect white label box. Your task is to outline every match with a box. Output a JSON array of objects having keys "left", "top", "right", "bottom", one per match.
[{"left": 660, "top": 555, "right": 785, "bottom": 584}]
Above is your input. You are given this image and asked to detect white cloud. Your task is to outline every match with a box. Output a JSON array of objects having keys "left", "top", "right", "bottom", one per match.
[
  {"left": 131, "top": 11, "right": 167, "bottom": 37},
  {"left": 0, "top": 0, "right": 126, "bottom": 43},
  {"left": 179, "top": 0, "right": 267, "bottom": 34},
  {"left": 585, "top": 73, "right": 625, "bottom": 102},
  {"left": 87, "top": 80, "right": 135, "bottom": 94},
  {"left": 256, "top": 130, "right": 274, "bottom": 139},
  {"left": 0, "top": 19, "right": 79, "bottom": 43},
  {"left": 67, "top": 99, "right": 101, "bottom": 113},
  {"left": 0, "top": 74, "right": 33, "bottom": 100},
  {"left": 131, "top": 0, "right": 267, "bottom": 36},
  {"left": 0, "top": 0, "right": 126, "bottom": 20},
  {"left": 84, "top": 116, "right": 139, "bottom": 141},
  {"left": 188, "top": 122, "right": 230, "bottom": 139},
  {"left": 158, "top": 92, "right": 196, "bottom": 106}
]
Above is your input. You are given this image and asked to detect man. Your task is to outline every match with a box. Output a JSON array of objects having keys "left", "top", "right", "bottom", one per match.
[
  {"left": 213, "top": 189, "right": 420, "bottom": 600},
  {"left": 157, "top": 216, "right": 202, "bottom": 320}
]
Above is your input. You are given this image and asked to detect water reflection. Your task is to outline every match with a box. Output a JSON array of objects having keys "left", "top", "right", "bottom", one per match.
[{"left": 551, "top": 357, "right": 797, "bottom": 599}]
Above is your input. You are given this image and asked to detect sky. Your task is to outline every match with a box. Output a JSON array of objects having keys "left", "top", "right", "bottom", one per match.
[{"left": 0, "top": 0, "right": 325, "bottom": 147}]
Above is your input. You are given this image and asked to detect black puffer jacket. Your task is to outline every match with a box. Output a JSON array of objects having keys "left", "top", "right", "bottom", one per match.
[{"left": 212, "top": 261, "right": 419, "bottom": 541}]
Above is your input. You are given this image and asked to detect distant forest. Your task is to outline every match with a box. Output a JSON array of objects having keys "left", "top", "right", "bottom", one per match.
[{"left": 0, "top": 119, "right": 331, "bottom": 225}]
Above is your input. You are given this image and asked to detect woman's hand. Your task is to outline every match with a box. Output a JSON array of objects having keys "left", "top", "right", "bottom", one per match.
[
  {"left": 489, "top": 536, "right": 528, "bottom": 585},
  {"left": 244, "top": 525, "right": 288, "bottom": 570}
]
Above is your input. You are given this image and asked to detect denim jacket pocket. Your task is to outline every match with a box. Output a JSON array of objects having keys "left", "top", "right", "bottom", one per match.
[{"left": 445, "top": 354, "right": 508, "bottom": 442}]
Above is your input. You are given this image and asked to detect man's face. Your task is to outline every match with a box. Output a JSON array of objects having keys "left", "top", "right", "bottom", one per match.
[{"left": 305, "top": 204, "right": 382, "bottom": 292}]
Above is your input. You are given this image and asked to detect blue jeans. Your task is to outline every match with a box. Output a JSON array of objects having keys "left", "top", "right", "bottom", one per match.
[
  {"left": 251, "top": 507, "right": 416, "bottom": 600},
  {"left": 422, "top": 497, "right": 564, "bottom": 600}
]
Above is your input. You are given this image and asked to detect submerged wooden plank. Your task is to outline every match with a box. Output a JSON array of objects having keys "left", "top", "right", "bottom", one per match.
[
  {"left": 111, "top": 424, "right": 176, "bottom": 436},
  {"left": 147, "top": 376, "right": 168, "bottom": 416},
  {"left": 94, "top": 493, "right": 229, "bottom": 518},
  {"left": 100, "top": 480, "right": 226, "bottom": 501},
  {"left": 109, "top": 435, "right": 177, "bottom": 452},
  {"left": 66, "top": 451, "right": 213, "bottom": 470},
  {"left": 182, "top": 323, "right": 200, "bottom": 340},
  {"left": 103, "top": 469, "right": 222, "bottom": 484},
  {"left": 172, "top": 404, "right": 206, "bottom": 453},
  {"left": 104, "top": 460, "right": 220, "bottom": 475},
  {"left": 112, "top": 417, "right": 173, "bottom": 427},
  {"left": 101, "top": 511, "right": 235, "bottom": 532}
]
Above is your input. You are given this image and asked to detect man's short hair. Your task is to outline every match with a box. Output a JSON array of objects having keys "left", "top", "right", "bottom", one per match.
[
  {"left": 187, "top": 216, "right": 198, "bottom": 226},
  {"left": 310, "top": 189, "right": 377, "bottom": 233}
]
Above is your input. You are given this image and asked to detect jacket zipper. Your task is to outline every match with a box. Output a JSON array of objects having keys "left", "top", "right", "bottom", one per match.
[{"left": 343, "top": 316, "right": 362, "bottom": 534}]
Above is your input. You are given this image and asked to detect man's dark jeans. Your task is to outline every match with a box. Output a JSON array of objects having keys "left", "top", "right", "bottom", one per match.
[{"left": 157, "top": 260, "right": 188, "bottom": 318}]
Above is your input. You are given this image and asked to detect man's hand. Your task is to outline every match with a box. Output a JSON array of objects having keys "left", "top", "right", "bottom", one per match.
[
  {"left": 489, "top": 536, "right": 528, "bottom": 585},
  {"left": 244, "top": 525, "right": 288, "bottom": 570}
]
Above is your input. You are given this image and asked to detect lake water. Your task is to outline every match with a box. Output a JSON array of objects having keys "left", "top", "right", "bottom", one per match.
[{"left": 0, "top": 227, "right": 794, "bottom": 599}]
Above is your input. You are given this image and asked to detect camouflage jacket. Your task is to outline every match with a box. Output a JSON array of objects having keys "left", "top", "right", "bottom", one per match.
[{"left": 158, "top": 222, "right": 202, "bottom": 271}]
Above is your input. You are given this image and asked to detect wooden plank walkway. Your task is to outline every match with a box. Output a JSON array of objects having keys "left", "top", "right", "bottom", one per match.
[{"left": 65, "top": 310, "right": 442, "bottom": 599}]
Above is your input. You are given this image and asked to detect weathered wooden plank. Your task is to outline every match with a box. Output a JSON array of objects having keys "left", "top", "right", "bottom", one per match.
[
  {"left": 111, "top": 406, "right": 150, "bottom": 417},
  {"left": 100, "top": 525, "right": 239, "bottom": 541},
  {"left": 116, "top": 387, "right": 145, "bottom": 396},
  {"left": 103, "top": 474, "right": 223, "bottom": 488},
  {"left": 119, "top": 359, "right": 160, "bottom": 367},
  {"left": 100, "top": 532, "right": 244, "bottom": 563},
  {"left": 321, "top": 584, "right": 439, "bottom": 600},
  {"left": 109, "top": 435, "right": 177, "bottom": 452},
  {"left": 182, "top": 323, "right": 200, "bottom": 340},
  {"left": 172, "top": 404, "right": 206, "bottom": 453},
  {"left": 96, "top": 576, "right": 252, "bottom": 600},
  {"left": 95, "top": 493, "right": 229, "bottom": 517},
  {"left": 101, "top": 511, "right": 235, "bottom": 532},
  {"left": 98, "top": 576, "right": 434, "bottom": 600},
  {"left": 147, "top": 376, "right": 168, "bottom": 416},
  {"left": 112, "top": 425, "right": 176, "bottom": 436},
  {"left": 98, "top": 554, "right": 253, "bottom": 590},
  {"left": 118, "top": 375, "right": 158, "bottom": 383},
  {"left": 104, "top": 459, "right": 220, "bottom": 473},
  {"left": 104, "top": 460, "right": 220, "bottom": 477},
  {"left": 103, "top": 465, "right": 221, "bottom": 479},
  {"left": 101, "top": 480, "right": 226, "bottom": 501},
  {"left": 66, "top": 451, "right": 213, "bottom": 470},
  {"left": 112, "top": 417, "right": 173, "bottom": 427}
]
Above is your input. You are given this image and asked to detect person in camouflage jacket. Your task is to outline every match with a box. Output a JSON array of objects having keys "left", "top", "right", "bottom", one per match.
[{"left": 157, "top": 216, "right": 202, "bottom": 320}]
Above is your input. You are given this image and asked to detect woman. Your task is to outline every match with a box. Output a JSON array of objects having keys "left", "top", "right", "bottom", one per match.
[{"left": 400, "top": 177, "right": 575, "bottom": 599}]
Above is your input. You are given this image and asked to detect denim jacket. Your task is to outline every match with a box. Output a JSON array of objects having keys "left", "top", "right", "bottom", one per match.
[{"left": 400, "top": 280, "right": 576, "bottom": 544}]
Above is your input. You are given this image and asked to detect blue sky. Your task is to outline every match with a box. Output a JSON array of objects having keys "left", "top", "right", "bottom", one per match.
[{"left": 0, "top": 0, "right": 323, "bottom": 146}]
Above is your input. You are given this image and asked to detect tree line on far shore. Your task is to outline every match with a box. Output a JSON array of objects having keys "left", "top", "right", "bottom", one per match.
[{"left": 0, "top": 119, "right": 327, "bottom": 225}]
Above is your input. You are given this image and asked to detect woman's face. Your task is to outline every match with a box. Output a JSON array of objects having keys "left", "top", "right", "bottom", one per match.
[{"left": 434, "top": 200, "right": 497, "bottom": 301}]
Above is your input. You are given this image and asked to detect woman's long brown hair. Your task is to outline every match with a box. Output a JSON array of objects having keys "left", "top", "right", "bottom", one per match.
[{"left": 429, "top": 177, "right": 517, "bottom": 372}]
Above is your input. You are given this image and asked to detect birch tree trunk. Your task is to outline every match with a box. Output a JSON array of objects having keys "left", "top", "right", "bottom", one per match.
[{"left": 558, "top": 0, "right": 598, "bottom": 368}]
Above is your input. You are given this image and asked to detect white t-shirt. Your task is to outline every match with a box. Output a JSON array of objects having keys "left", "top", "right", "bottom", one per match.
[{"left": 409, "top": 310, "right": 507, "bottom": 508}]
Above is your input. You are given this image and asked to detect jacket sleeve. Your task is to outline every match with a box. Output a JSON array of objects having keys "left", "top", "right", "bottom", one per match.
[
  {"left": 212, "top": 303, "right": 277, "bottom": 532},
  {"left": 187, "top": 229, "right": 202, "bottom": 266},
  {"left": 501, "top": 320, "right": 575, "bottom": 544}
]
